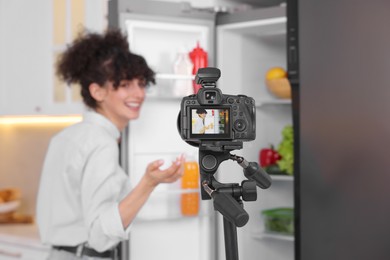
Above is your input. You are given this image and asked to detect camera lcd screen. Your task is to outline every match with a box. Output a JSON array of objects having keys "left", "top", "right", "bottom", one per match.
[{"left": 189, "top": 107, "right": 231, "bottom": 139}]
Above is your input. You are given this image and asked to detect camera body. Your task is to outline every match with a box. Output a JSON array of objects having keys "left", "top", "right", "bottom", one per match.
[{"left": 178, "top": 68, "right": 256, "bottom": 145}]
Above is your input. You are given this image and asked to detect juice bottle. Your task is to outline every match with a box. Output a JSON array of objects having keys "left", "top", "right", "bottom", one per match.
[{"left": 181, "top": 161, "right": 200, "bottom": 216}]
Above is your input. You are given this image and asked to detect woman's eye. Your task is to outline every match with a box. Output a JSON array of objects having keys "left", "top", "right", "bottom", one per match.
[
  {"left": 119, "top": 80, "right": 146, "bottom": 89},
  {"left": 120, "top": 83, "right": 130, "bottom": 88}
]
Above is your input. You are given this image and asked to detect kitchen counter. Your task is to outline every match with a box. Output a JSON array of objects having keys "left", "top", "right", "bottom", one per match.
[{"left": 0, "top": 224, "right": 49, "bottom": 250}]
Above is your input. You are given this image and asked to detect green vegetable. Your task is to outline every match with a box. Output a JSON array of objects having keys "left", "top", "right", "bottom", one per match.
[
  {"left": 277, "top": 125, "right": 294, "bottom": 175},
  {"left": 262, "top": 207, "right": 294, "bottom": 235},
  {"left": 265, "top": 164, "right": 287, "bottom": 175}
]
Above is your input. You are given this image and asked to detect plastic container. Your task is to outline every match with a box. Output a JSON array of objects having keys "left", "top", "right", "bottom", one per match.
[
  {"left": 189, "top": 42, "right": 208, "bottom": 94},
  {"left": 173, "top": 47, "right": 194, "bottom": 97},
  {"left": 181, "top": 161, "right": 200, "bottom": 216},
  {"left": 261, "top": 207, "right": 294, "bottom": 235}
]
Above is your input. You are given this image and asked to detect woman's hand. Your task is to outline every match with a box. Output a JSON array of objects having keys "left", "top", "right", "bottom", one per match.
[
  {"left": 144, "top": 154, "right": 185, "bottom": 188},
  {"left": 206, "top": 122, "right": 214, "bottom": 130},
  {"left": 119, "top": 154, "right": 185, "bottom": 228}
]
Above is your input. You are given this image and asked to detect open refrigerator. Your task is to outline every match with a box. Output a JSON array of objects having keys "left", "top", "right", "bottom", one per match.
[{"left": 113, "top": 2, "right": 293, "bottom": 260}]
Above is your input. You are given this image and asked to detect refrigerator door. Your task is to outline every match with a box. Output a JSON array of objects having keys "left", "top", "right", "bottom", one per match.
[{"left": 298, "top": 1, "right": 390, "bottom": 259}]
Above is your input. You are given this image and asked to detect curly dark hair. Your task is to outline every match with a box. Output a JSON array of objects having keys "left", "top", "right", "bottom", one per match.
[
  {"left": 196, "top": 108, "right": 207, "bottom": 114},
  {"left": 56, "top": 29, "right": 155, "bottom": 109}
]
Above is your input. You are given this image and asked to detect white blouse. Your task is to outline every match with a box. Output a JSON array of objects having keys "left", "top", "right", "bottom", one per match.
[{"left": 36, "top": 111, "right": 132, "bottom": 252}]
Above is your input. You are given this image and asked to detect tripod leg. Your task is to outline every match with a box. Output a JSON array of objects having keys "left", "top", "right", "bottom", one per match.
[{"left": 223, "top": 217, "right": 239, "bottom": 260}]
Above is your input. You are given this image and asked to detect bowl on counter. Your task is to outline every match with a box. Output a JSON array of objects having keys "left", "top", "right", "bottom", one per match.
[{"left": 0, "top": 200, "right": 20, "bottom": 214}]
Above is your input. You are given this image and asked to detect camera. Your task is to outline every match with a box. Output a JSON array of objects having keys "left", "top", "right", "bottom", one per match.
[
  {"left": 176, "top": 68, "right": 271, "bottom": 257},
  {"left": 178, "top": 67, "right": 256, "bottom": 146}
]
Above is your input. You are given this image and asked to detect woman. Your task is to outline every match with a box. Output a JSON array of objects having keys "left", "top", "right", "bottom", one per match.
[
  {"left": 36, "top": 29, "right": 184, "bottom": 259},
  {"left": 194, "top": 108, "right": 214, "bottom": 134}
]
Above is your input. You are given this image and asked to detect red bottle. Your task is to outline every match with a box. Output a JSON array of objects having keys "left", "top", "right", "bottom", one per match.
[{"left": 189, "top": 42, "right": 208, "bottom": 94}]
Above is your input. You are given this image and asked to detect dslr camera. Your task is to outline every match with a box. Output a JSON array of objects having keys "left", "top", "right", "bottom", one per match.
[
  {"left": 177, "top": 68, "right": 271, "bottom": 258},
  {"left": 178, "top": 67, "right": 256, "bottom": 147}
]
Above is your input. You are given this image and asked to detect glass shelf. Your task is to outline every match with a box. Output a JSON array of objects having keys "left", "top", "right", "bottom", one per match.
[
  {"left": 252, "top": 232, "right": 294, "bottom": 242},
  {"left": 255, "top": 98, "right": 292, "bottom": 107},
  {"left": 146, "top": 73, "right": 195, "bottom": 99},
  {"left": 270, "top": 175, "right": 294, "bottom": 181},
  {"left": 218, "top": 17, "right": 287, "bottom": 37}
]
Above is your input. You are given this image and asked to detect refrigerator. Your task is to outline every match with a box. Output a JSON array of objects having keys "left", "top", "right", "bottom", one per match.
[
  {"left": 110, "top": 1, "right": 293, "bottom": 260},
  {"left": 289, "top": 0, "right": 390, "bottom": 259}
]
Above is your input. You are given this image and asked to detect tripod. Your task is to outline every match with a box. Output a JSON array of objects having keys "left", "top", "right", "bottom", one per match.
[{"left": 198, "top": 143, "right": 272, "bottom": 260}]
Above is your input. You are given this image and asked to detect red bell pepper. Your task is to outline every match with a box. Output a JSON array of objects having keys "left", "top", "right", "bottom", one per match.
[{"left": 259, "top": 146, "right": 282, "bottom": 167}]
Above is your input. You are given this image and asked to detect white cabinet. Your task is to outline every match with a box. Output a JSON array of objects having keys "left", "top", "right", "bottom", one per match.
[
  {"left": 216, "top": 7, "right": 294, "bottom": 260},
  {"left": 0, "top": 0, "right": 107, "bottom": 116},
  {"left": 0, "top": 1, "right": 51, "bottom": 116}
]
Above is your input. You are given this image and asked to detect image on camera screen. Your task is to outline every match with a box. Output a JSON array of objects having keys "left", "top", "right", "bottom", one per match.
[{"left": 190, "top": 108, "right": 230, "bottom": 138}]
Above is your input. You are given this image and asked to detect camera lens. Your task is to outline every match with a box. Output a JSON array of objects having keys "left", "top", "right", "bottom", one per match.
[{"left": 234, "top": 119, "right": 247, "bottom": 132}]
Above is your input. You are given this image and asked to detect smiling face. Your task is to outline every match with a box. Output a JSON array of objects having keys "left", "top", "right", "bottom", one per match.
[
  {"left": 91, "top": 78, "right": 146, "bottom": 131},
  {"left": 198, "top": 113, "right": 206, "bottom": 119}
]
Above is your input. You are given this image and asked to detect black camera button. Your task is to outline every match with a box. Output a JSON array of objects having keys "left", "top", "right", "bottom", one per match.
[
  {"left": 234, "top": 119, "right": 247, "bottom": 132},
  {"left": 186, "top": 101, "right": 191, "bottom": 104},
  {"left": 191, "top": 101, "right": 196, "bottom": 104},
  {"left": 233, "top": 106, "right": 238, "bottom": 110},
  {"left": 227, "top": 97, "right": 234, "bottom": 104},
  {"left": 202, "top": 155, "right": 218, "bottom": 170}
]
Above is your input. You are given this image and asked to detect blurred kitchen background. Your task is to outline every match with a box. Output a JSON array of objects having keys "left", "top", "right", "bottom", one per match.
[
  {"left": 2, "top": 0, "right": 390, "bottom": 260},
  {"left": 0, "top": 0, "right": 292, "bottom": 259}
]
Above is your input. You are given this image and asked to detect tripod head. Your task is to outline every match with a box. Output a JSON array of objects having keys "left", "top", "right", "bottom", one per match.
[{"left": 198, "top": 141, "right": 271, "bottom": 227}]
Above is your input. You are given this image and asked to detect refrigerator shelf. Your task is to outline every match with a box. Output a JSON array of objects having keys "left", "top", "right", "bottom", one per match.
[
  {"left": 270, "top": 175, "right": 294, "bottom": 181},
  {"left": 144, "top": 75, "right": 194, "bottom": 99},
  {"left": 255, "top": 98, "right": 292, "bottom": 107},
  {"left": 217, "top": 17, "right": 286, "bottom": 37},
  {"left": 252, "top": 232, "right": 294, "bottom": 242}
]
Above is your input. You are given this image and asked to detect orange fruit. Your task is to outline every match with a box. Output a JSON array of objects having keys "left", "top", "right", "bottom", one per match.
[{"left": 266, "top": 67, "right": 287, "bottom": 80}]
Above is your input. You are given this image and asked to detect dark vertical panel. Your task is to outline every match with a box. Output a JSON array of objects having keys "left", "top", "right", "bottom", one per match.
[
  {"left": 287, "top": 0, "right": 300, "bottom": 259},
  {"left": 299, "top": 1, "right": 390, "bottom": 259}
]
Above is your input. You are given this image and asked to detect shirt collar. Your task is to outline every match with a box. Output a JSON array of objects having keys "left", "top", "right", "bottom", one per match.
[{"left": 82, "top": 110, "right": 121, "bottom": 140}]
